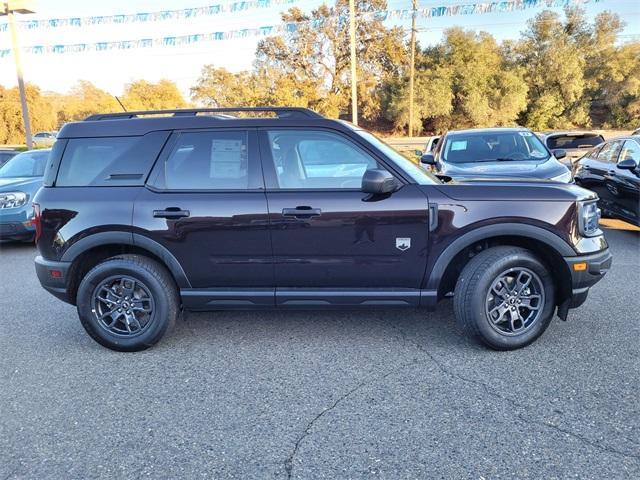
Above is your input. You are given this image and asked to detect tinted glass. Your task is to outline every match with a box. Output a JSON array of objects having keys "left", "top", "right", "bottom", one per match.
[
  {"left": 267, "top": 130, "right": 379, "bottom": 189},
  {"left": 164, "top": 130, "right": 257, "bottom": 190},
  {"left": 619, "top": 140, "right": 640, "bottom": 163},
  {"left": 0, "top": 150, "right": 49, "bottom": 178},
  {"left": 547, "top": 134, "right": 604, "bottom": 149},
  {"left": 56, "top": 132, "right": 168, "bottom": 187},
  {"left": 595, "top": 141, "right": 623, "bottom": 162},
  {"left": 442, "top": 131, "right": 549, "bottom": 163},
  {"left": 353, "top": 129, "right": 439, "bottom": 185}
]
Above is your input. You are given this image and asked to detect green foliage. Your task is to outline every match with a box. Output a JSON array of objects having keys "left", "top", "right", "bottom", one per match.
[
  {"left": 0, "top": 84, "right": 57, "bottom": 145},
  {"left": 121, "top": 79, "right": 188, "bottom": 111}
]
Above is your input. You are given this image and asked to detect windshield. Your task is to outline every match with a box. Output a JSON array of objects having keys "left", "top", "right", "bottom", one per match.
[
  {"left": 442, "top": 131, "right": 549, "bottom": 164},
  {"left": 0, "top": 150, "right": 49, "bottom": 178},
  {"left": 546, "top": 134, "right": 604, "bottom": 150},
  {"left": 353, "top": 129, "right": 439, "bottom": 185}
]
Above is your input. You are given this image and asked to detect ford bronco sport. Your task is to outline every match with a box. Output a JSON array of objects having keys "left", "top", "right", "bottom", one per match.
[{"left": 33, "top": 108, "right": 612, "bottom": 351}]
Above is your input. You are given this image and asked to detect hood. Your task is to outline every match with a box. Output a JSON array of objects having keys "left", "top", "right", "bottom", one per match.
[
  {"left": 0, "top": 176, "right": 44, "bottom": 194},
  {"left": 441, "top": 158, "right": 567, "bottom": 179},
  {"left": 430, "top": 177, "right": 596, "bottom": 202}
]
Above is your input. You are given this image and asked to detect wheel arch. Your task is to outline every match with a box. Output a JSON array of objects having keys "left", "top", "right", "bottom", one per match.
[
  {"left": 62, "top": 232, "right": 190, "bottom": 305},
  {"left": 427, "top": 223, "right": 574, "bottom": 306}
]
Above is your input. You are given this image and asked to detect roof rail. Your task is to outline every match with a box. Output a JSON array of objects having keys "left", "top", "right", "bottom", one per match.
[{"left": 84, "top": 107, "right": 324, "bottom": 121}]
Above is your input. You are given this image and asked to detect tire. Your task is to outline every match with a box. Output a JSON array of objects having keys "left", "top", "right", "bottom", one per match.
[
  {"left": 453, "top": 246, "right": 556, "bottom": 350},
  {"left": 76, "top": 254, "right": 179, "bottom": 351}
]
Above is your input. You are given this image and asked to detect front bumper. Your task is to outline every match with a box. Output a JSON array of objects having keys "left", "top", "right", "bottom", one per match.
[
  {"left": 35, "top": 255, "right": 73, "bottom": 304},
  {"left": 563, "top": 247, "right": 612, "bottom": 309},
  {"left": 0, "top": 221, "right": 34, "bottom": 240}
]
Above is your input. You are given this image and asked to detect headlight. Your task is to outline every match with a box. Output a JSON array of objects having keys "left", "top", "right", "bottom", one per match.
[
  {"left": 578, "top": 201, "right": 601, "bottom": 237},
  {"left": 0, "top": 192, "right": 28, "bottom": 209},
  {"left": 551, "top": 170, "right": 572, "bottom": 183}
]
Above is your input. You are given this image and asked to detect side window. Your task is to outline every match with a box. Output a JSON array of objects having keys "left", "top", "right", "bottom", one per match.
[
  {"left": 266, "top": 130, "right": 380, "bottom": 189},
  {"left": 56, "top": 132, "right": 168, "bottom": 187},
  {"left": 163, "top": 130, "right": 258, "bottom": 190},
  {"left": 619, "top": 140, "right": 640, "bottom": 163},
  {"left": 595, "top": 141, "right": 623, "bottom": 163}
]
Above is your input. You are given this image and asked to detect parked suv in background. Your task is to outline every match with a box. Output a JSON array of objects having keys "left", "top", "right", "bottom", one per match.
[
  {"left": 34, "top": 108, "right": 611, "bottom": 352},
  {"left": 574, "top": 136, "right": 640, "bottom": 226},
  {"left": 0, "top": 149, "right": 50, "bottom": 242},
  {"left": 540, "top": 131, "right": 605, "bottom": 166},
  {"left": 420, "top": 128, "right": 572, "bottom": 183}
]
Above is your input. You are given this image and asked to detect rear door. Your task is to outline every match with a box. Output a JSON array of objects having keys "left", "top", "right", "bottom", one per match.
[
  {"left": 134, "top": 128, "right": 274, "bottom": 306},
  {"left": 607, "top": 140, "right": 640, "bottom": 224},
  {"left": 260, "top": 128, "right": 430, "bottom": 307}
]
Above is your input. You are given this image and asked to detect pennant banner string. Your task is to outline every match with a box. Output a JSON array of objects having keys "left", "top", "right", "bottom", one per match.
[
  {"left": 0, "top": 0, "right": 603, "bottom": 33},
  {"left": 0, "top": 0, "right": 604, "bottom": 58}
]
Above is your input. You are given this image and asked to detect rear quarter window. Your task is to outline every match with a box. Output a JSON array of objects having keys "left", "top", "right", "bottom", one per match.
[{"left": 55, "top": 131, "right": 169, "bottom": 187}]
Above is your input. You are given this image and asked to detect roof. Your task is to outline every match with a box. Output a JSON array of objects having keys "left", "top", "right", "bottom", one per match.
[
  {"left": 445, "top": 127, "right": 529, "bottom": 135},
  {"left": 58, "top": 107, "right": 346, "bottom": 139},
  {"left": 543, "top": 131, "right": 604, "bottom": 138}
]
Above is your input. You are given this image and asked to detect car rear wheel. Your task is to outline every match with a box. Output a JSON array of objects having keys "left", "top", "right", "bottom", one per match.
[
  {"left": 76, "top": 255, "right": 179, "bottom": 351},
  {"left": 453, "top": 246, "right": 556, "bottom": 350}
]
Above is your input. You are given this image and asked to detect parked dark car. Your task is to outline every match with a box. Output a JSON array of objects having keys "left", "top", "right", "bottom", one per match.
[
  {"left": 540, "top": 131, "right": 605, "bottom": 166},
  {"left": 0, "top": 149, "right": 19, "bottom": 168},
  {"left": 33, "top": 108, "right": 610, "bottom": 352},
  {"left": 0, "top": 149, "right": 50, "bottom": 242},
  {"left": 574, "top": 136, "right": 640, "bottom": 226},
  {"left": 421, "top": 128, "right": 572, "bottom": 183}
]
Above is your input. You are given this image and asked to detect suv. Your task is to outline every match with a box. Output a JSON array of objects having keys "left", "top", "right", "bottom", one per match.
[
  {"left": 34, "top": 108, "right": 611, "bottom": 352},
  {"left": 420, "top": 128, "right": 572, "bottom": 183}
]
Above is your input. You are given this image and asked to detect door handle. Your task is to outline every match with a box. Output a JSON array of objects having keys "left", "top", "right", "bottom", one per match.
[
  {"left": 282, "top": 206, "right": 322, "bottom": 218},
  {"left": 153, "top": 207, "right": 190, "bottom": 219}
]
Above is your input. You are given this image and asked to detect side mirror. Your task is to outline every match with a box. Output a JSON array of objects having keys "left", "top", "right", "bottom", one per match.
[
  {"left": 420, "top": 153, "right": 436, "bottom": 165},
  {"left": 362, "top": 169, "right": 398, "bottom": 195},
  {"left": 414, "top": 149, "right": 423, "bottom": 157},
  {"left": 553, "top": 149, "right": 567, "bottom": 160},
  {"left": 617, "top": 158, "right": 639, "bottom": 170}
]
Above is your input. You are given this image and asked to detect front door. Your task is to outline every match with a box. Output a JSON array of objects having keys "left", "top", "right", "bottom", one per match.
[
  {"left": 134, "top": 128, "right": 273, "bottom": 306},
  {"left": 259, "top": 128, "right": 430, "bottom": 306}
]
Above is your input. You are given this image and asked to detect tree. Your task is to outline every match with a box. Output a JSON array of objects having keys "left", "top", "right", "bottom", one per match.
[
  {"left": 515, "top": 9, "right": 590, "bottom": 129},
  {"left": 121, "top": 79, "right": 188, "bottom": 111},
  {"left": 226, "top": 0, "right": 407, "bottom": 119},
  {"left": 384, "top": 28, "right": 528, "bottom": 133},
  {"left": 48, "top": 80, "right": 120, "bottom": 124},
  {"left": 0, "top": 83, "right": 57, "bottom": 145}
]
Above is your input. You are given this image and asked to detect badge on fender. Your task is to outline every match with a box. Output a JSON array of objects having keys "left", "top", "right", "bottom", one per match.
[{"left": 396, "top": 238, "right": 411, "bottom": 251}]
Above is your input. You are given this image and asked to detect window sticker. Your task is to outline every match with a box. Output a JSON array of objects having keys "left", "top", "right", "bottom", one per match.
[
  {"left": 518, "top": 131, "right": 533, "bottom": 137},
  {"left": 211, "top": 139, "right": 244, "bottom": 178},
  {"left": 451, "top": 140, "right": 467, "bottom": 151}
]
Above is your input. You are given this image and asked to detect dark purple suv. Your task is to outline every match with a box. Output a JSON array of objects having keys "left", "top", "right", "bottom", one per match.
[{"left": 34, "top": 108, "right": 611, "bottom": 351}]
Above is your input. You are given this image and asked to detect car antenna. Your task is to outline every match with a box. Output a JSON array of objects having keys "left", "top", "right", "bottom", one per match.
[{"left": 114, "top": 96, "right": 127, "bottom": 112}]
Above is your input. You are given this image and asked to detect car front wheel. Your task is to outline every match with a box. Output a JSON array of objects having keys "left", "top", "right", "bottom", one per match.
[
  {"left": 453, "top": 246, "right": 556, "bottom": 350},
  {"left": 76, "top": 255, "right": 179, "bottom": 351}
]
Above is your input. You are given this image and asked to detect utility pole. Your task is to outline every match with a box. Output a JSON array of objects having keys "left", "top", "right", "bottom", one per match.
[
  {"left": 2, "top": 1, "right": 35, "bottom": 149},
  {"left": 408, "top": 0, "right": 417, "bottom": 137},
  {"left": 348, "top": 0, "right": 358, "bottom": 125}
]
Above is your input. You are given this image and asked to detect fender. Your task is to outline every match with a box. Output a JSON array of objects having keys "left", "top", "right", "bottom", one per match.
[
  {"left": 60, "top": 230, "right": 191, "bottom": 288},
  {"left": 424, "top": 222, "right": 576, "bottom": 291}
]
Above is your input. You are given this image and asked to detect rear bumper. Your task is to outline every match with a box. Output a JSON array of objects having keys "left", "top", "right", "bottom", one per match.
[
  {"left": 35, "top": 255, "right": 73, "bottom": 304},
  {"left": 563, "top": 248, "right": 612, "bottom": 309}
]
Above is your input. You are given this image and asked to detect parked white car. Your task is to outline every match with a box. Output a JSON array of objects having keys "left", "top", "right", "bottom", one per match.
[{"left": 33, "top": 131, "right": 58, "bottom": 147}]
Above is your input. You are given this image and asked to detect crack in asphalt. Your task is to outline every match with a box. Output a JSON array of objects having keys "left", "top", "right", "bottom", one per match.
[
  {"left": 391, "top": 323, "right": 640, "bottom": 463},
  {"left": 284, "top": 359, "right": 417, "bottom": 480}
]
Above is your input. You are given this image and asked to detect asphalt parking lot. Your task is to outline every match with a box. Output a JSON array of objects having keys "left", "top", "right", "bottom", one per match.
[{"left": 1, "top": 226, "right": 639, "bottom": 479}]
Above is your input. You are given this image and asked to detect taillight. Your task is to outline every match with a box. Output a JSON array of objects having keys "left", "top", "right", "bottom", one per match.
[{"left": 32, "top": 202, "right": 42, "bottom": 243}]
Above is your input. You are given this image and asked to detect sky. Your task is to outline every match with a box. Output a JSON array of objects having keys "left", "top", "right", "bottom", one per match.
[{"left": 0, "top": 0, "right": 638, "bottom": 98}]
